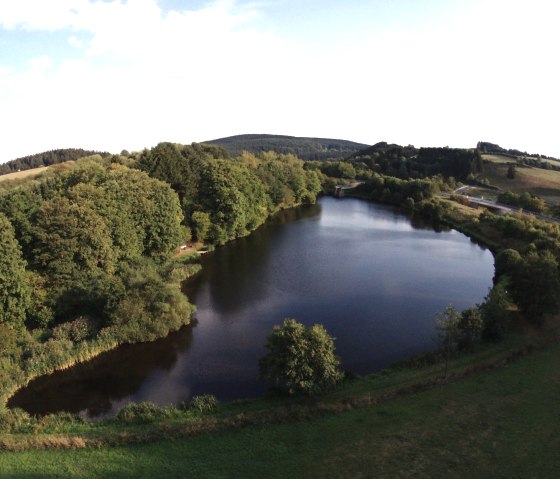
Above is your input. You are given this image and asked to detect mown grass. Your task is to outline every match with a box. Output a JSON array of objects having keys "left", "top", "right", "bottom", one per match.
[{"left": 1, "top": 338, "right": 558, "bottom": 478}]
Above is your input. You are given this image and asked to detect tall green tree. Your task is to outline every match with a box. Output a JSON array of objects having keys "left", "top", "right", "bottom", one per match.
[
  {"left": 510, "top": 250, "right": 560, "bottom": 324},
  {"left": 33, "top": 197, "right": 116, "bottom": 282},
  {"left": 0, "top": 188, "right": 43, "bottom": 258},
  {"left": 480, "top": 283, "right": 511, "bottom": 340},
  {"left": 101, "top": 166, "right": 184, "bottom": 261},
  {"left": 259, "top": 318, "right": 343, "bottom": 395},
  {"left": 457, "top": 307, "right": 483, "bottom": 352},
  {"left": 0, "top": 213, "right": 31, "bottom": 328}
]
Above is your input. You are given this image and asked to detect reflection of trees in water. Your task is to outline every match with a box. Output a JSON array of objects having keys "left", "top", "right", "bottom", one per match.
[
  {"left": 410, "top": 214, "right": 451, "bottom": 232},
  {"left": 8, "top": 326, "right": 194, "bottom": 417},
  {"left": 271, "top": 203, "right": 321, "bottom": 224},
  {"left": 186, "top": 203, "right": 322, "bottom": 317},
  {"left": 11, "top": 202, "right": 328, "bottom": 414}
]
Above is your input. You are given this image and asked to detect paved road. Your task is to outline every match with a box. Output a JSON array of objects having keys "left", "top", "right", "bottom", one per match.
[{"left": 449, "top": 187, "right": 560, "bottom": 224}]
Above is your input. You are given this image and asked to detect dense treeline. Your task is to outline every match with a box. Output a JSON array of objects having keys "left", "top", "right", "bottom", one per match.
[
  {"left": 348, "top": 143, "right": 483, "bottom": 181},
  {"left": 205, "top": 134, "right": 368, "bottom": 161},
  {"left": 0, "top": 149, "right": 110, "bottom": 175},
  {"left": 472, "top": 211, "right": 560, "bottom": 325},
  {"left": 497, "top": 191, "right": 546, "bottom": 213},
  {"left": 0, "top": 159, "right": 190, "bottom": 334},
  {"left": 515, "top": 156, "right": 560, "bottom": 171},
  {"left": 137, "top": 143, "right": 322, "bottom": 244},
  {"left": 356, "top": 175, "right": 442, "bottom": 210},
  {"left": 416, "top": 147, "right": 483, "bottom": 180}
]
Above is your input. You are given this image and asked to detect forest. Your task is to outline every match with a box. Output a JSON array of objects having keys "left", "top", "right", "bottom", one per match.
[
  {"left": 0, "top": 145, "right": 322, "bottom": 405},
  {"left": 347, "top": 143, "right": 483, "bottom": 181},
  {"left": 205, "top": 134, "right": 369, "bottom": 161}
]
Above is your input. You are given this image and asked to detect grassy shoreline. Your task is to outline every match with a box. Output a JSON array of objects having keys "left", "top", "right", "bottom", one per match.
[
  {"left": 1, "top": 325, "right": 553, "bottom": 451},
  {"left": 2, "top": 328, "right": 559, "bottom": 479}
]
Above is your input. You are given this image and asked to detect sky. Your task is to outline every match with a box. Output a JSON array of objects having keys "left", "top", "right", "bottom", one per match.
[{"left": 0, "top": 0, "right": 559, "bottom": 162}]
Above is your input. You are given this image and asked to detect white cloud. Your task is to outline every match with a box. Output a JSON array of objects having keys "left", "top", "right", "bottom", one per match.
[
  {"left": 68, "top": 35, "right": 84, "bottom": 48},
  {"left": 0, "top": 0, "right": 559, "bottom": 162}
]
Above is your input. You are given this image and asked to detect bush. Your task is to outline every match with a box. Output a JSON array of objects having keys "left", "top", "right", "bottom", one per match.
[
  {"left": 0, "top": 407, "right": 33, "bottom": 433},
  {"left": 116, "top": 402, "right": 168, "bottom": 423},
  {"left": 37, "top": 411, "right": 84, "bottom": 432},
  {"left": 457, "top": 307, "right": 483, "bottom": 352},
  {"left": 52, "top": 316, "right": 98, "bottom": 342},
  {"left": 185, "top": 394, "right": 220, "bottom": 413}
]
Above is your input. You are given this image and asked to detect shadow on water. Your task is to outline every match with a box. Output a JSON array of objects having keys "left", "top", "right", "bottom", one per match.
[
  {"left": 8, "top": 325, "right": 195, "bottom": 417},
  {"left": 184, "top": 203, "right": 322, "bottom": 317}
]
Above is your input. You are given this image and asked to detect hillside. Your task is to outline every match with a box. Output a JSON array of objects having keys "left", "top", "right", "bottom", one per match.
[
  {"left": 0, "top": 148, "right": 110, "bottom": 176},
  {"left": 477, "top": 141, "right": 559, "bottom": 161},
  {"left": 203, "top": 134, "right": 369, "bottom": 161}
]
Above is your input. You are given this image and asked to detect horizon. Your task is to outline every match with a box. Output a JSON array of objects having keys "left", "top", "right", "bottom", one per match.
[
  {"left": 1, "top": 132, "right": 556, "bottom": 164},
  {"left": 1, "top": 0, "right": 559, "bottom": 163}
]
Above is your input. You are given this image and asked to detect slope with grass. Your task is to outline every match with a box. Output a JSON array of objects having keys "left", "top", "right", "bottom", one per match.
[
  {"left": 0, "top": 166, "right": 50, "bottom": 182},
  {"left": 482, "top": 154, "right": 560, "bottom": 204},
  {"left": 1, "top": 335, "right": 558, "bottom": 478}
]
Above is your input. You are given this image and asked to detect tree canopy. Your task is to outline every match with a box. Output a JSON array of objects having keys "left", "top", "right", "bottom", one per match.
[
  {"left": 0, "top": 213, "right": 31, "bottom": 328},
  {"left": 259, "top": 319, "right": 343, "bottom": 395}
]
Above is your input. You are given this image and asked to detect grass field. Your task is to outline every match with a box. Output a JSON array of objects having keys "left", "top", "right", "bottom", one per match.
[
  {"left": 482, "top": 154, "right": 560, "bottom": 204},
  {"left": 1, "top": 331, "right": 558, "bottom": 478},
  {"left": 0, "top": 166, "right": 50, "bottom": 182}
]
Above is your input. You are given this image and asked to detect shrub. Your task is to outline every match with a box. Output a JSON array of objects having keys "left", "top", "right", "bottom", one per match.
[
  {"left": 259, "top": 319, "right": 343, "bottom": 395},
  {"left": 0, "top": 407, "right": 34, "bottom": 433},
  {"left": 185, "top": 394, "right": 220, "bottom": 413},
  {"left": 37, "top": 411, "right": 84, "bottom": 432},
  {"left": 52, "top": 316, "right": 98, "bottom": 343},
  {"left": 116, "top": 402, "right": 167, "bottom": 423}
]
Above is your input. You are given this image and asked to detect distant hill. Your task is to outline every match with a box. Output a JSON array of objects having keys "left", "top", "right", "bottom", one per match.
[
  {"left": 0, "top": 148, "right": 110, "bottom": 175},
  {"left": 204, "top": 134, "right": 369, "bottom": 161}
]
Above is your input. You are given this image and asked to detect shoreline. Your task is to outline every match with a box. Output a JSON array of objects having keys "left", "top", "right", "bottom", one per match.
[{"left": 5, "top": 195, "right": 498, "bottom": 417}]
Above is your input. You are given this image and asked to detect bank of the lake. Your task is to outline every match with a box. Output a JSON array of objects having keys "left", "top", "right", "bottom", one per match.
[{"left": 8, "top": 197, "right": 494, "bottom": 418}]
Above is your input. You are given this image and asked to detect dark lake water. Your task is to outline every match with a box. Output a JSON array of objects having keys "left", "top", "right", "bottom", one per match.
[{"left": 10, "top": 197, "right": 494, "bottom": 418}]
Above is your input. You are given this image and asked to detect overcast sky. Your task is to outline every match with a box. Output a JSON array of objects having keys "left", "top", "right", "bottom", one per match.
[{"left": 0, "top": 0, "right": 559, "bottom": 162}]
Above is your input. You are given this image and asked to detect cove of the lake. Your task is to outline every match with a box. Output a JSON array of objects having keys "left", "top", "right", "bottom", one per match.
[{"left": 9, "top": 197, "right": 495, "bottom": 418}]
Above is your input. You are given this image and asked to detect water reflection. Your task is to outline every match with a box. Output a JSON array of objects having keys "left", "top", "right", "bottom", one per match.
[
  {"left": 9, "top": 326, "right": 194, "bottom": 417},
  {"left": 10, "top": 198, "right": 494, "bottom": 418}
]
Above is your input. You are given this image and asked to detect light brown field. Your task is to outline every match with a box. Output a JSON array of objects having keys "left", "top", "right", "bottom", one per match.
[{"left": 0, "top": 166, "right": 50, "bottom": 182}]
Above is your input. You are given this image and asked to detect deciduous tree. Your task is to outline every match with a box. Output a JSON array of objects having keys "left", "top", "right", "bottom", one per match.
[
  {"left": 259, "top": 318, "right": 343, "bottom": 395},
  {"left": 0, "top": 213, "right": 31, "bottom": 328}
]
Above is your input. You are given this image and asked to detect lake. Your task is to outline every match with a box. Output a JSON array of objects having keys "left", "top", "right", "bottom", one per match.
[{"left": 9, "top": 197, "right": 494, "bottom": 418}]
